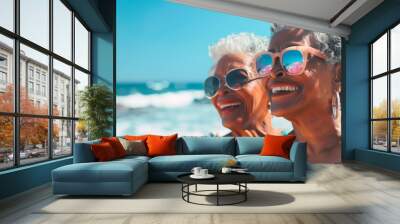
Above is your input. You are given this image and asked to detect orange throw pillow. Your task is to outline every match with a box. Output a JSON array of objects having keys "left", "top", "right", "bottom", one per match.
[
  {"left": 101, "top": 137, "right": 127, "bottom": 158},
  {"left": 124, "top": 135, "right": 149, "bottom": 141},
  {"left": 146, "top": 134, "right": 178, "bottom": 157},
  {"left": 260, "top": 134, "right": 296, "bottom": 159},
  {"left": 91, "top": 142, "right": 117, "bottom": 161}
]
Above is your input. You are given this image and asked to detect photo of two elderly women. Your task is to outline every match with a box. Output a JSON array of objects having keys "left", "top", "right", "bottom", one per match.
[{"left": 206, "top": 25, "right": 341, "bottom": 163}]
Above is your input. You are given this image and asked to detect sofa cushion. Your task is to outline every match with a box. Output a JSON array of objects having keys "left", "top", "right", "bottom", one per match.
[
  {"left": 236, "top": 137, "right": 264, "bottom": 155},
  {"left": 236, "top": 155, "right": 293, "bottom": 172},
  {"left": 115, "top": 155, "right": 150, "bottom": 164},
  {"left": 53, "top": 158, "right": 147, "bottom": 183},
  {"left": 178, "top": 137, "right": 235, "bottom": 155},
  {"left": 149, "top": 154, "right": 235, "bottom": 172}
]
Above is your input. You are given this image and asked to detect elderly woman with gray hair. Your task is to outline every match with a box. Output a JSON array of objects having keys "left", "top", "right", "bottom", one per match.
[
  {"left": 255, "top": 25, "right": 342, "bottom": 163},
  {"left": 205, "top": 33, "right": 281, "bottom": 137}
]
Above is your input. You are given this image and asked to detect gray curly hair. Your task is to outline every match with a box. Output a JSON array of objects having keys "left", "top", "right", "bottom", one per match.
[
  {"left": 208, "top": 32, "right": 269, "bottom": 64},
  {"left": 271, "top": 24, "right": 341, "bottom": 64}
]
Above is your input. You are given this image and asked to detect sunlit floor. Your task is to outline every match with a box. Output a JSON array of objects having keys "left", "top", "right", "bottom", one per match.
[{"left": 0, "top": 162, "right": 400, "bottom": 224}]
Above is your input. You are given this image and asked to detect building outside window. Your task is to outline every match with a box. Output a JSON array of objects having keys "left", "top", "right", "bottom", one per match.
[
  {"left": 28, "top": 81, "right": 34, "bottom": 94},
  {"left": 35, "top": 70, "right": 40, "bottom": 81},
  {"left": 41, "top": 73, "right": 46, "bottom": 83},
  {"left": 41, "top": 85, "right": 46, "bottom": 97},
  {"left": 0, "top": 54, "right": 7, "bottom": 90},
  {"left": 28, "top": 66, "right": 34, "bottom": 80},
  {"left": 35, "top": 83, "right": 40, "bottom": 95},
  {"left": 0, "top": 71, "right": 6, "bottom": 84},
  {"left": 54, "top": 88, "right": 58, "bottom": 104},
  {"left": 0, "top": 55, "right": 6, "bottom": 67},
  {"left": 0, "top": 71, "right": 7, "bottom": 92}
]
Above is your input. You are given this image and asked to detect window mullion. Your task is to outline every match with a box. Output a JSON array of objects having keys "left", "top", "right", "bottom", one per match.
[
  {"left": 388, "top": 30, "right": 391, "bottom": 152},
  {"left": 48, "top": 0, "right": 54, "bottom": 160},
  {"left": 370, "top": 45, "right": 374, "bottom": 149},
  {"left": 71, "top": 10, "right": 76, "bottom": 155},
  {"left": 13, "top": 0, "right": 20, "bottom": 167}
]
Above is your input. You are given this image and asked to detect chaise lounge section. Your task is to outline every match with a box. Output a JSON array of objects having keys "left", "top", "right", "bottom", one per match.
[{"left": 52, "top": 136, "right": 307, "bottom": 196}]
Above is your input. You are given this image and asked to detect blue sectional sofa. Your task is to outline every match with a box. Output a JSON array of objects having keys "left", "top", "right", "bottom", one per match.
[{"left": 52, "top": 137, "right": 307, "bottom": 196}]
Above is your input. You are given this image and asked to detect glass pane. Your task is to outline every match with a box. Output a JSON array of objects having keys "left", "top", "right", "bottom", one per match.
[
  {"left": 372, "top": 77, "right": 387, "bottom": 119},
  {"left": 391, "top": 120, "right": 400, "bottom": 153},
  {"left": 372, "top": 33, "right": 387, "bottom": 76},
  {"left": 391, "top": 72, "right": 400, "bottom": 118},
  {"left": 372, "top": 121, "right": 388, "bottom": 151},
  {"left": 53, "top": 119, "right": 72, "bottom": 157},
  {"left": 392, "top": 24, "right": 400, "bottom": 70},
  {"left": 75, "top": 120, "right": 88, "bottom": 143},
  {"left": 53, "top": 59, "right": 72, "bottom": 117},
  {"left": 0, "top": 34, "right": 14, "bottom": 112},
  {"left": 53, "top": 0, "right": 72, "bottom": 60},
  {"left": 74, "top": 69, "right": 89, "bottom": 117},
  {"left": 0, "top": 116, "right": 13, "bottom": 170},
  {"left": 20, "top": 117, "right": 49, "bottom": 165},
  {"left": 74, "top": 18, "right": 89, "bottom": 70},
  {"left": 20, "top": 0, "right": 49, "bottom": 49},
  {"left": 0, "top": 0, "right": 14, "bottom": 31},
  {"left": 20, "top": 44, "right": 49, "bottom": 115}
]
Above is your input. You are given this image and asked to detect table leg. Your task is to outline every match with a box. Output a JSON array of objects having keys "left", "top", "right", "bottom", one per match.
[
  {"left": 187, "top": 184, "right": 190, "bottom": 202},
  {"left": 181, "top": 184, "right": 183, "bottom": 199},
  {"left": 245, "top": 183, "right": 247, "bottom": 201},
  {"left": 217, "top": 184, "right": 219, "bottom": 206}
]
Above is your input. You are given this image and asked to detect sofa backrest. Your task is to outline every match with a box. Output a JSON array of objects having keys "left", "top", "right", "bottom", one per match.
[
  {"left": 235, "top": 137, "right": 264, "bottom": 155},
  {"left": 177, "top": 136, "right": 235, "bottom": 155},
  {"left": 73, "top": 139, "right": 100, "bottom": 163}
]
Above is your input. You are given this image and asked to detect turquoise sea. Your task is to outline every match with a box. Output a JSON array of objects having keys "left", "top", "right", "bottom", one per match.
[{"left": 116, "top": 81, "right": 292, "bottom": 136}]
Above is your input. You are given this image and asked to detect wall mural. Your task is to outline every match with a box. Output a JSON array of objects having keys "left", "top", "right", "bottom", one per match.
[{"left": 116, "top": 1, "right": 341, "bottom": 163}]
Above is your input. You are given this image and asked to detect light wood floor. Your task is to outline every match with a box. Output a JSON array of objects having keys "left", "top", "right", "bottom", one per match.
[{"left": 1, "top": 162, "right": 400, "bottom": 224}]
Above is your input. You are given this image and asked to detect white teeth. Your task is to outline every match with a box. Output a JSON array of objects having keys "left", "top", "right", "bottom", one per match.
[
  {"left": 220, "top": 103, "right": 241, "bottom": 109},
  {"left": 271, "top": 86, "right": 298, "bottom": 94}
]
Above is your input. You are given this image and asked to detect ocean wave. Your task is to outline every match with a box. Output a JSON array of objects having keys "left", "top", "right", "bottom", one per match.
[
  {"left": 145, "top": 81, "right": 170, "bottom": 91},
  {"left": 117, "top": 90, "right": 207, "bottom": 108}
]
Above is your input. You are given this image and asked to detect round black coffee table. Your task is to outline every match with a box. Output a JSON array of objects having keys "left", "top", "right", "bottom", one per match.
[{"left": 177, "top": 173, "right": 255, "bottom": 206}]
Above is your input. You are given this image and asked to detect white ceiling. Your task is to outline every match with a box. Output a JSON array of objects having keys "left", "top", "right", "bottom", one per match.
[
  {"left": 229, "top": 0, "right": 352, "bottom": 23},
  {"left": 170, "top": 0, "right": 384, "bottom": 38}
]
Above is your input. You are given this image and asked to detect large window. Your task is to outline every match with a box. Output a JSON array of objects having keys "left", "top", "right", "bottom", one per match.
[
  {"left": 370, "top": 23, "right": 400, "bottom": 153},
  {"left": 0, "top": 0, "right": 91, "bottom": 170}
]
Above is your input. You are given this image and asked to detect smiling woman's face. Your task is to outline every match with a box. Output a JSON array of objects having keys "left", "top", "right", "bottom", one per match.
[
  {"left": 211, "top": 53, "right": 268, "bottom": 131},
  {"left": 267, "top": 29, "right": 335, "bottom": 118}
]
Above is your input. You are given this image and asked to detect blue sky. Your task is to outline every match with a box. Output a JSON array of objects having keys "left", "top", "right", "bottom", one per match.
[{"left": 117, "top": 0, "right": 271, "bottom": 83}]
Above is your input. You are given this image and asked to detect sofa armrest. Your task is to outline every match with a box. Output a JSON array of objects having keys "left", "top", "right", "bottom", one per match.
[
  {"left": 289, "top": 141, "right": 307, "bottom": 181},
  {"left": 73, "top": 140, "right": 100, "bottom": 163}
]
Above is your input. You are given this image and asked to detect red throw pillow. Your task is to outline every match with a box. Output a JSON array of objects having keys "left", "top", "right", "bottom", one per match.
[
  {"left": 260, "top": 134, "right": 296, "bottom": 159},
  {"left": 101, "top": 137, "right": 127, "bottom": 158},
  {"left": 91, "top": 142, "right": 117, "bottom": 161},
  {"left": 146, "top": 134, "right": 178, "bottom": 157}
]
